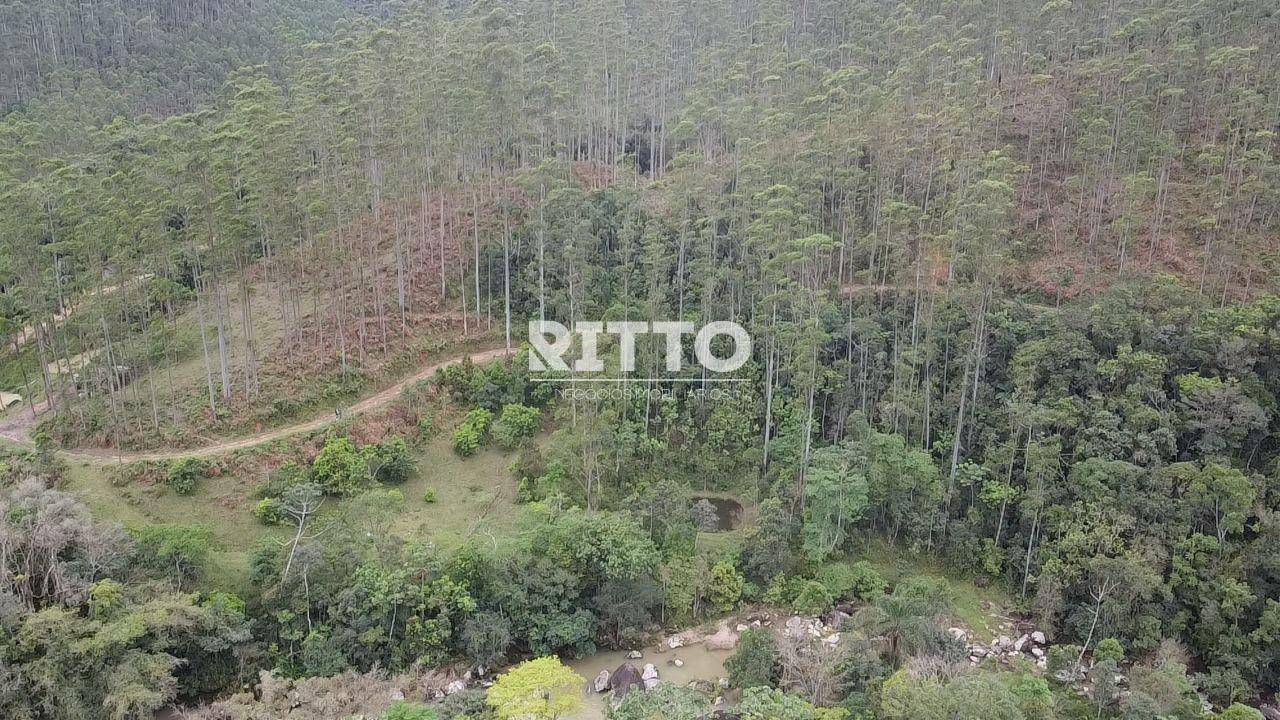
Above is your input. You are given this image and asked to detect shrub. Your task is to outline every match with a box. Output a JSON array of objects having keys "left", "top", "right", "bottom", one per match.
[
  {"left": 453, "top": 408, "right": 495, "bottom": 457},
  {"left": 453, "top": 424, "right": 483, "bottom": 457},
  {"left": 311, "top": 436, "right": 369, "bottom": 495},
  {"left": 166, "top": 457, "right": 208, "bottom": 495},
  {"left": 424, "top": 488, "right": 438, "bottom": 503},
  {"left": 89, "top": 579, "right": 125, "bottom": 618},
  {"left": 726, "top": 628, "right": 778, "bottom": 689},
  {"left": 131, "top": 523, "right": 212, "bottom": 588},
  {"left": 1047, "top": 644, "right": 1083, "bottom": 678},
  {"left": 1217, "top": 704, "right": 1265, "bottom": 720},
  {"left": 437, "top": 689, "right": 488, "bottom": 720},
  {"left": 300, "top": 629, "right": 350, "bottom": 677},
  {"left": 434, "top": 358, "right": 479, "bottom": 404},
  {"left": 690, "top": 498, "right": 720, "bottom": 531},
  {"left": 613, "top": 682, "right": 710, "bottom": 720},
  {"left": 736, "top": 687, "right": 819, "bottom": 720},
  {"left": 492, "top": 403, "right": 540, "bottom": 448},
  {"left": 1094, "top": 637, "right": 1124, "bottom": 663},
  {"left": 709, "top": 561, "right": 745, "bottom": 613},
  {"left": 791, "top": 579, "right": 835, "bottom": 615},
  {"left": 417, "top": 415, "right": 435, "bottom": 438},
  {"left": 763, "top": 575, "right": 805, "bottom": 607},
  {"left": 372, "top": 436, "right": 415, "bottom": 484},
  {"left": 461, "top": 610, "right": 513, "bottom": 667},
  {"left": 201, "top": 591, "right": 247, "bottom": 614},
  {"left": 517, "top": 461, "right": 567, "bottom": 504},
  {"left": 253, "top": 497, "right": 286, "bottom": 524},
  {"left": 817, "top": 560, "right": 885, "bottom": 602},
  {"left": 256, "top": 461, "right": 310, "bottom": 499},
  {"left": 464, "top": 407, "right": 495, "bottom": 433},
  {"left": 384, "top": 702, "right": 438, "bottom": 720}
]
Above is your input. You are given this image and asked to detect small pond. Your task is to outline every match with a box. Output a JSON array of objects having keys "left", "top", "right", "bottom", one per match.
[{"left": 690, "top": 495, "right": 744, "bottom": 531}]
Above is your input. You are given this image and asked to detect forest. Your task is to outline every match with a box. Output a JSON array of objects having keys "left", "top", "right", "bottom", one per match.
[{"left": 1, "top": 0, "right": 1279, "bottom": 719}]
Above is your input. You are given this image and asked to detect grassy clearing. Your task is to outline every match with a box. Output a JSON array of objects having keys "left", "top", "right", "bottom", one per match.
[
  {"left": 855, "top": 540, "right": 1016, "bottom": 641},
  {"left": 61, "top": 432, "right": 531, "bottom": 591},
  {"left": 62, "top": 460, "right": 286, "bottom": 590},
  {"left": 392, "top": 434, "right": 529, "bottom": 550}
]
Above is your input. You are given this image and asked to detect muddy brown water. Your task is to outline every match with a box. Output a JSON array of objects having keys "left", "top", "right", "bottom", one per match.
[{"left": 567, "top": 643, "right": 733, "bottom": 720}]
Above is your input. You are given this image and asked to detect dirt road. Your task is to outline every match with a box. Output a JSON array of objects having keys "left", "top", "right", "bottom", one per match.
[{"left": 0, "top": 346, "right": 512, "bottom": 465}]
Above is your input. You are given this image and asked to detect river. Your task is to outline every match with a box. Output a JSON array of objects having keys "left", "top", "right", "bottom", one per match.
[{"left": 567, "top": 642, "right": 735, "bottom": 719}]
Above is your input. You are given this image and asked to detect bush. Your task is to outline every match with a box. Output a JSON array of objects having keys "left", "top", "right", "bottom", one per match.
[
  {"left": 437, "top": 689, "right": 488, "bottom": 720},
  {"left": 791, "top": 579, "right": 835, "bottom": 615},
  {"left": 517, "top": 461, "right": 567, "bottom": 504},
  {"left": 613, "top": 682, "right": 710, "bottom": 720},
  {"left": 383, "top": 702, "right": 438, "bottom": 720},
  {"left": 460, "top": 610, "right": 513, "bottom": 667},
  {"left": 492, "top": 403, "right": 540, "bottom": 448},
  {"left": 372, "top": 436, "right": 416, "bottom": 484},
  {"left": 763, "top": 576, "right": 805, "bottom": 607},
  {"left": 726, "top": 628, "right": 778, "bottom": 689},
  {"left": 453, "top": 424, "right": 483, "bottom": 457},
  {"left": 1047, "top": 644, "right": 1083, "bottom": 678},
  {"left": 709, "top": 561, "right": 745, "bottom": 613},
  {"left": 816, "top": 561, "right": 885, "bottom": 602},
  {"left": 131, "top": 523, "right": 212, "bottom": 588},
  {"left": 1094, "top": 637, "right": 1124, "bottom": 663},
  {"left": 256, "top": 461, "right": 310, "bottom": 499},
  {"left": 464, "top": 407, "right": 494, "bottom": 433},
  {"left": 736, "top": 687, "right": 818, "bottom": 720},
  {"left": 417, "top": 415, "right": 435, "bottom": 438},
  {"left": 89, "top": 579, "right": 125, "bottom": 618},
  {"left": 300, "top": 629, "right": 350, "bottom": 677},
  {"left": 253, "top": 497, "right": 287, "bottom": 525},
  {"left": 166, "top": 457, "right": 208, "bottom": 495},
  {"left": 453, "top": 408, "right": 494, "bottom": 457},
  {"left": 424, "top": 488, "right": 438, "bottom": 503},
  {"left": 1217, "top": 704, "right": 1264, "bottom": 720},
  {"left": 311, "top": 436, "right": 368, "bottom": 495},
  {"left": 434, "top": 358, "right": 479, "bottom": 404}
]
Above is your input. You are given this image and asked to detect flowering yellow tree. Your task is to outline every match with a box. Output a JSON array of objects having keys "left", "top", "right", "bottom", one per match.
[{"left": 486, "top": 656, "right": 584, "bottom": 720}]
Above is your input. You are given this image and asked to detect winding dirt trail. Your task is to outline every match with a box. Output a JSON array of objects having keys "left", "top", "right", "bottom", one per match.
[{"left": 0, "top": 346, "right": 512, "bottom": 465}]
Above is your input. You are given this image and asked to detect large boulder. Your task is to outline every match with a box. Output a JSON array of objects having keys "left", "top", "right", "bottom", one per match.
[
  {"left": 593, "top": 670, "right": 611, "bottom": 693},
  {"left": 609, "top": 663, "right": 643, "bottom": 694},
  {"left": 824, "top": 611, "right": 852, "bottom": 630}
]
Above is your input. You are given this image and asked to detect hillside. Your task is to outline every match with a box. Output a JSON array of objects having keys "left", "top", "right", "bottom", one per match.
[{"left": 1, "top": 1, "right": 1279, "bottom": 720}]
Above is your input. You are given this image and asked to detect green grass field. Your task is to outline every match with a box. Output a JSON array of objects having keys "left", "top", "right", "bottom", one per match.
[
  {"left": 391, "top": 434, "right": 529, "bottom": 549},
  {"left": 63, "top": 433, "right": 531, "bottom": 590}
]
